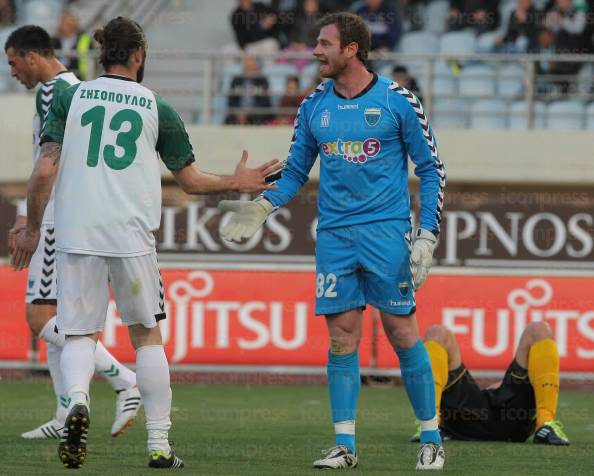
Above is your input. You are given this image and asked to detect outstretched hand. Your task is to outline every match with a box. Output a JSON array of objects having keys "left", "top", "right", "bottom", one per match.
[{"left": 233, "top": 150, "right": 282, "bottom": 193}]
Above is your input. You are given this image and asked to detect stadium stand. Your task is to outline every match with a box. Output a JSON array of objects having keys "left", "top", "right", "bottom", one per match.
[{"left": 470, "top": 98, "right": 508, "bottom": 130}]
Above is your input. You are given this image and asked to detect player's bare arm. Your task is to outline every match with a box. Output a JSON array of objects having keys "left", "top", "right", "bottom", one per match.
[
  {"left": 10, "top": 141, "right": 61, "bottom": 271},
  {"left": 172, "top": 149, "right": 281, "bottom": 194}
]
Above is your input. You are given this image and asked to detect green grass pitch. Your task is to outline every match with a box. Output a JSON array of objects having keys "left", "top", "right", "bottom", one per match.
[{"left": 0, "top": 379, "right": 593, "bottom": 475}]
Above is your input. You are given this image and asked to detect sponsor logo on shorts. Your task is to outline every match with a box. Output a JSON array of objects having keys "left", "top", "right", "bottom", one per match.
[
  {"left": 321, "top": 138, "right": 381, "bottom": 164},
  {"left": 390, "top": 300, "right": 412, "bottom": 307}
]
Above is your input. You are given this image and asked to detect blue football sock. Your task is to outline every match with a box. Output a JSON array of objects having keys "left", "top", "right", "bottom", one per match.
[
  {"left": 397, "top": 340, "right": 442, "bottom": 445},
  {"left": 328, "top": 351, "right": 360, "bottom": 453}
]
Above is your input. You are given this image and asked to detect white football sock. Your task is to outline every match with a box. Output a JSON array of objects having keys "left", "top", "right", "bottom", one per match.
[
  {"left": 39, "top": 316, "right": 66, "bottom": 347},
  {"left": 136, "top": 345, "right": 171, "bottom": 453},
  {"left": 46, "top": 342, "right": 68, "bottom": 423},
  {"left": 61, "top": 336, "right": 96, "bottom": 409},
  {"left": 94, "top": 341, "right": 136, "bottom": 392}
]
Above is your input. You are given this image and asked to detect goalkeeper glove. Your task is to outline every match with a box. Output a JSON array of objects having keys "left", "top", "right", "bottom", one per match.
[
  {"left": 218, "top": 197, "right": 274, "bottom": 242},
  {"left": 410, "top": 228, "right": 438, "bottom": 290}
]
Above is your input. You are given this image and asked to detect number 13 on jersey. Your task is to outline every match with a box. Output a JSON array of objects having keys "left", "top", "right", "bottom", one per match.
[{"left": 81, "top": 105, "right": 143, "bottom": 170}]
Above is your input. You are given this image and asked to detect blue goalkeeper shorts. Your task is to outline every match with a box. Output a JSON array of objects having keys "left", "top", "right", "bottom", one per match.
[{"left": 314, "top": 219, "right": 416, "bottom": 316}]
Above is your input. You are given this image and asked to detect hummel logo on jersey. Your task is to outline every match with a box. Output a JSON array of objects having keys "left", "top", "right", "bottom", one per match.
[
  {"left": 321, "top": 138, "right": 381, "bottom": 164},
  {"left": 338, "top": 104, "right": 358, "bottom": 110},
  {"left": 321, "top": 109, "right": 330, "bottom": 128}
]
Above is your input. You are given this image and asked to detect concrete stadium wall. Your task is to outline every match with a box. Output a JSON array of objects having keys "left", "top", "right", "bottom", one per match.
[{"left": 2, "top": 93, "right": 593, "bottom": 184}]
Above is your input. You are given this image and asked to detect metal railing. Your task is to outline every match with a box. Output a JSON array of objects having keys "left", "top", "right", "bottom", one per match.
[{"left": 143, "top": 50, "right": 594, "bottom": 128}]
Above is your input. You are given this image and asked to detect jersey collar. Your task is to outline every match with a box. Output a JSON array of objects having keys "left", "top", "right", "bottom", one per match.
[
  {"left": 333, "top": 72, "right": 378, "bottom": 100},
  {"left": 100, "top": 74, "right": 136, "bottom": 82}
]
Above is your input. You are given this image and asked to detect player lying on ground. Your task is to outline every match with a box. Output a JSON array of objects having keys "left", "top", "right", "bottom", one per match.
[
  {"left": 10, "top": 16, "right": 281, "bottom": 470},
  {"left": 410, "top": 322, "right": 569, "bottom": 445},
  {"left": 5, "top": 24, "right": 141, "bottom": 440},
  {"left": 218, "top": 12, "right": 446, "bottom": 470}
]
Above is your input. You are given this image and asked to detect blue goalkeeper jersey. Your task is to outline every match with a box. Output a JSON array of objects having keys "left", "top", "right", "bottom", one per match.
[{"left": 263, "top": 73, "right": 445, "bottom": 234}]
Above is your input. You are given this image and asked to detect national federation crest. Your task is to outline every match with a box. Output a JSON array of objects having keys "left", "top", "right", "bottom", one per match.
[
  {"left": 321, "top": 109, "right": 330, "bottom": 128},
  {"left": 364, "top": 107, "right": 381, "bottom": 127}
]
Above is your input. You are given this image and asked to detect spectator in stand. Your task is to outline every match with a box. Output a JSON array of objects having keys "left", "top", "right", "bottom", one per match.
[
  {"left": 447, "top": 0, "right": 500, "bottom": 34},
  {"left": 225, "top": 56, "right": 272, "bottom": 125},
  {"left": 543, "top": 0, "right": 587, "bottom": 91},
  {"left": 0, "top": 0, "right": 16, "bottom": 26},
  {"left": 353, "top": 0, "right": 402, "bottom": 52},
  {"left": 392, "top": 65, "right": 423, "bottom": 104},
  {"left": 52, "top": 11, "right": 93, "bottom": 80},
  {"left": 231, "top": 0, "right": 281, "bottom": 55},
  {"left": 492, "top": 0, "right": 540, "bottom": 53},
  {"left": 283, "top": 0, "right": 328, "bottom": 71},
  {"left": 274, "top": 75, "right": 305, "bottom": 125}
]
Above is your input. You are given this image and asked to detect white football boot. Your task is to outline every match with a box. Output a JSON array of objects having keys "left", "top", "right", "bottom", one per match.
[
  {"left": 313, "top": 445, "right": 358, "bottom": 469},
  {"left": 21, "top": 418, "right": 65, "bottom": 439},
  {"left": 111, "top": 386, "right": 142, "bottom": 437},
  {"left": 416, "top": 442, "right": 445, "bottom": 470}
]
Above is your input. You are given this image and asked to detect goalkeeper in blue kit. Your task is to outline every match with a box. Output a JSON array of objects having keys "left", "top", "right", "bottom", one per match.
[{"left": 219, "top": 12, "right": 446, "bottom": 470}]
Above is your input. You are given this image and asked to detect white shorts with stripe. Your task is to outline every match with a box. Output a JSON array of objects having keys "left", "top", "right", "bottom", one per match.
[
  {"left": 56, "top": 251, "right": 166, "bottom": 335},
  {"left": 25, "top": 225, "right": 57, "bottom": 304}
]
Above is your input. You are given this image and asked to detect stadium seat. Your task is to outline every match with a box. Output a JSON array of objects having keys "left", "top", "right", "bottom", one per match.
[
  {"left": 301, "top": 62, "right": 322, "bottom": 90},
  {"left": 497, "top": 64, "right": 526, "bottom": 98},
  {"left": 585, "top": 102, "right": 594, "bottom": 130},
  {"left": 22, "top": 0, "right": 63, "bottom": 35},
  {"left": 396, "top": 31, "right": 439, "bottom": 74},
  {"left": 459, "top": 65, "right": 496, "bottom": 98},
  {"left": 432, "top": 98, "right": 469, "bottom": 129},
  {"left": 439, "top": 31, "right": 477, "bottom": 55},
  {"left": 220, "top": 63, "right": 243, "bottom": 95},
  {"left": 476, "top": 31, "right": 500, "bottom": 51},
  {"left": 432, "top": 62, "right": 458, "bottom": 98},
  {"left": 576, "top": 64, "right": 594, "bottom": 96},
  {"left": 424, "top": 0, "right": 449, "bottom": 34},
  {"left": 508, "top": 101, "right": 547, "bottom": 130},
  {"left": 263, "top": 63, "right": 299, "bottom": 96},
  {"left": 546, "top": 100, "right": 585, "bottom": 130},
  {"left": 497, "top": 1, "right": 518, "bottom": 36},
  {"left": 470, "top": 99, "right": 507, "bottom": 129}
]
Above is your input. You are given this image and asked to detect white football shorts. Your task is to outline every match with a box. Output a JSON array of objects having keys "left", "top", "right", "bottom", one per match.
[{"left": 56, "top": 251, "right": 166, "bottom": 335}]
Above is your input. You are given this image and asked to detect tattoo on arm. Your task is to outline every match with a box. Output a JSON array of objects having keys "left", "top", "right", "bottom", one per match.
[{"left": 41, "top": 142, "right": 62, "bottom": 165}]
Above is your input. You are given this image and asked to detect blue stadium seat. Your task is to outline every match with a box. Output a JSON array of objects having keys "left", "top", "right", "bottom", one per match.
[
  {"left": 585, "top": 102, "right": 594, "bottom": 130},
  {"left": 432, "top": 98, "right": 469, "bottom": 129},
  {"left": 424, "top": 0, "right": 449, "bottom": 34},
  {"left": 497, "top": 64, "right": 525, "bottom": 98},
  {"left": 576, "top": 64, "right": 594, "bottom": 96},
  {"left": 439, "top": 31, "right": 477, "bottom": 55},
  {"left": 546, "top": 100, "right": 585, "bottom": 130},
  {"left": 508, "top": 101, "right": 547, "bottom": 130},
  {"left": 470, "top": 99, "right": 507, "bottom": 129},
  {"left": 459, "top": 65, "right": 496, "bottom": 98}
]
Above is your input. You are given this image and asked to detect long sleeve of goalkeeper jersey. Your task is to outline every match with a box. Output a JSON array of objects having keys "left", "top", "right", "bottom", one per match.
[
  {"left": 389, "top": 85, "right": 445, "bottom": 234},
  {"left": 262, "top": 95, "right": 319, "bottom": 208}
]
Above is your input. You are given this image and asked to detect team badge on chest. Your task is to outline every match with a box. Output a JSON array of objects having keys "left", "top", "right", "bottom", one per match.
[{"left": 364, "top": 107, "right": 381, "bottom": 127}]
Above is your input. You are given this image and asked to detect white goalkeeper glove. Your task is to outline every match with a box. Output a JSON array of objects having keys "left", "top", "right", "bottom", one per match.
[
  {"left": 218, "top": 197, "right": 274, "bottom": 242},
  {"left": 410, "top": 228, "right": 438, "bottom": 290}
]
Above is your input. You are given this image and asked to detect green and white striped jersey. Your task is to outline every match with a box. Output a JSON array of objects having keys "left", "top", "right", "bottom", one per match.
[
  {"left": 42, "top": 74, "right": 194, "bottom": 257},
  {"left": 33, "top": 71, "right": 79, "bottom": 224}
]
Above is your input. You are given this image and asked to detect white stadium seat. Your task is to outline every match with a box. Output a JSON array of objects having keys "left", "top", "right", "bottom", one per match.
[
  {"left": 459, "top": 65, "right": 496, "bottom": 98},
  {"left": 585, "top": 102, "right": 594, "bottom": 130},
  {"left": 432, "top": 98, "right": 469, "bottom": 129},
  {"left": 470, "top": 99, "right": 507, "bottom": 129},
  {"left": 546, "top": 100, "right": 585, "bottom": 130},
  {"left": 424, "top": 0, "right": 449, "bottom": 34},
  {"left": 439, "top": 31, "right": 477, "bottom": 55},
  {"left": 508, "top": 101, "right": 547, "bottom": 130},
  {"left": 497, "top": 64, "right": 526, "bottom": 98}
]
